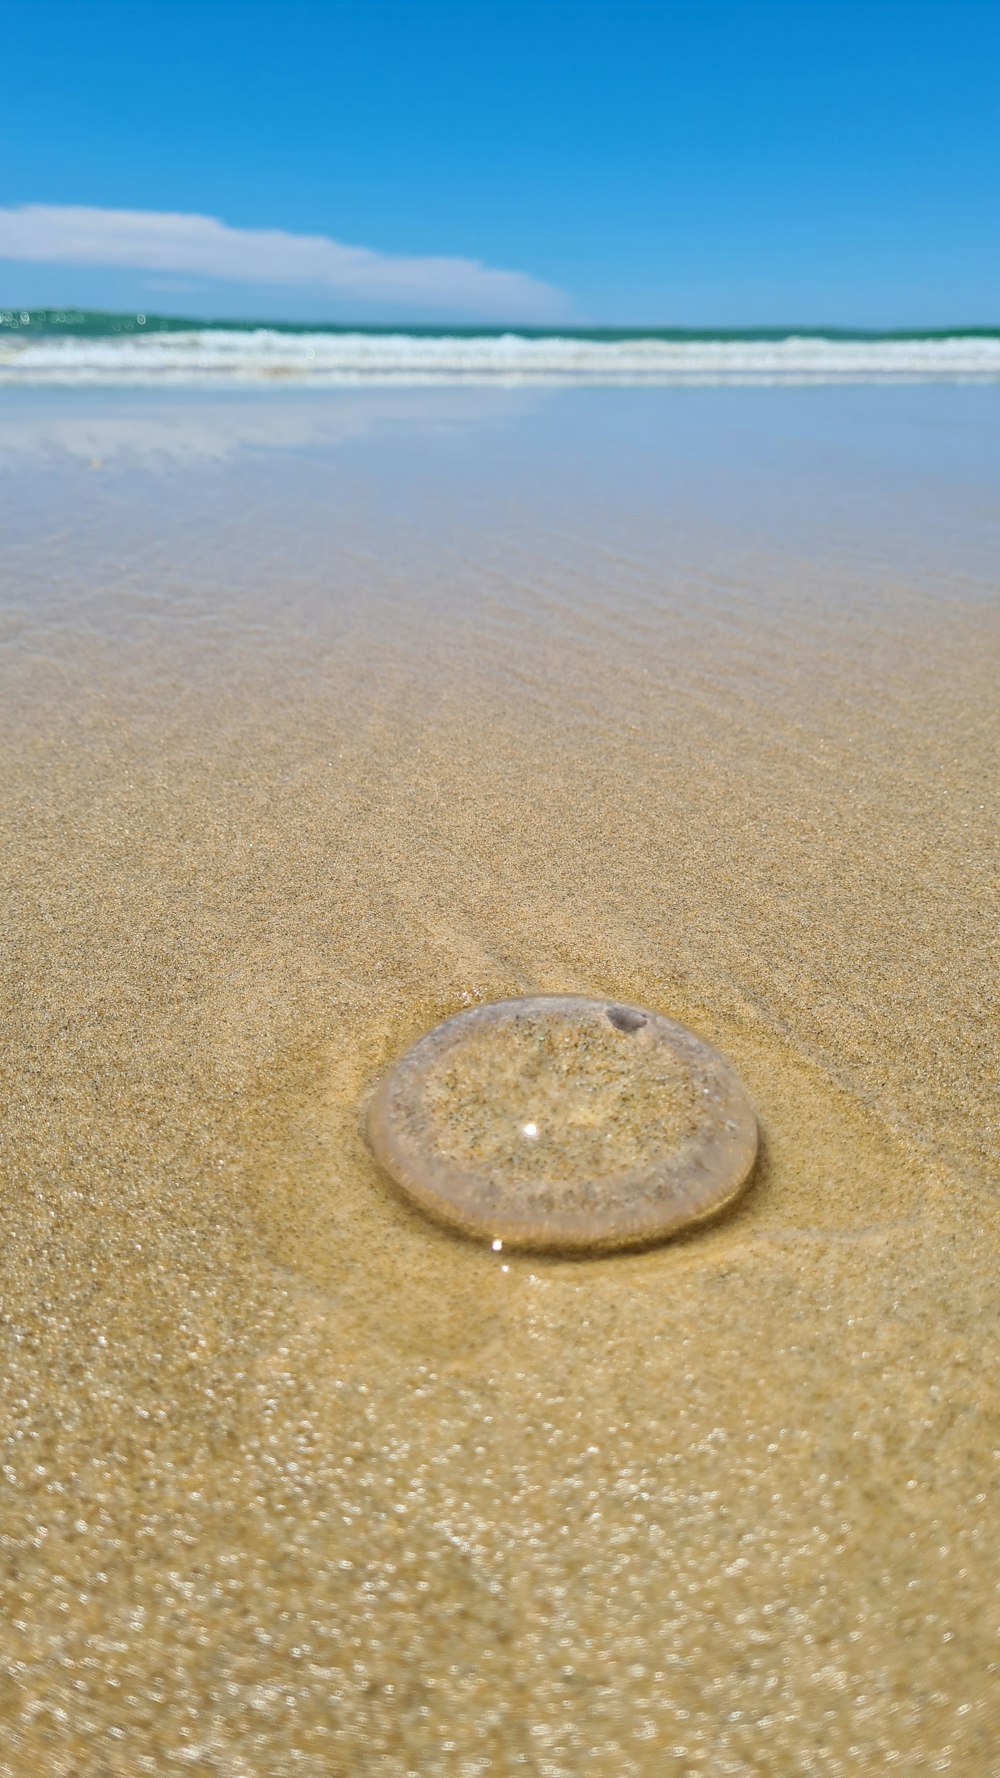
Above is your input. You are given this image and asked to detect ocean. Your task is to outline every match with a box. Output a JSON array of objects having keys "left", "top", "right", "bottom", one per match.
[{"left": 2, "top": 307, "right": 1000, "bottom": 383}]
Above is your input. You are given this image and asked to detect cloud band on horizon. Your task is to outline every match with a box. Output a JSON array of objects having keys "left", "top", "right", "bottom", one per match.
[{"left": 0, "top": 204, "right": 566, "bottom": 320}]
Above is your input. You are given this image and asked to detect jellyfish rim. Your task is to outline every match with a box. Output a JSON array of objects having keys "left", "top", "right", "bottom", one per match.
[{"left": 366, "top": 994, "right": 759, "bottom": 1252}]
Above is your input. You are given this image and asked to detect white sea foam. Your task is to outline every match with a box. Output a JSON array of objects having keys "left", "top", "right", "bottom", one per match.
[{"left": 2, "top": 328, "right": 1000, "bottom": 385}]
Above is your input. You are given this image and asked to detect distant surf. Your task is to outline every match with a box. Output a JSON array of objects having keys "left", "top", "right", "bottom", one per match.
[{"left": 2, "top": 309, "right": 999, "bottom": 385}]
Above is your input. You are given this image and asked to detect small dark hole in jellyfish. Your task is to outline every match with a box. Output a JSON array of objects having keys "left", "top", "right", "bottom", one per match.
[{"left": 606, "top": 1006, "right": 647, "bottom": 1034}]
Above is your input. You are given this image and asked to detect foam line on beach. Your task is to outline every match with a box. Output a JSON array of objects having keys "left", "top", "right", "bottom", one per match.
[{"left": 2, "top": 327, "right": 1000, "bottom": 384}]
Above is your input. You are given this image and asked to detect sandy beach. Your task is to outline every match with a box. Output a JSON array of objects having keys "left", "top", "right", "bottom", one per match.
[{"left": 1, "top": 384, "right": 998, "bottom": 1775}]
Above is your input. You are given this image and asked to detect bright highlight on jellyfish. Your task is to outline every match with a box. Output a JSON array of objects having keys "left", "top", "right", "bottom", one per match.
[{"left": 366, "top": 995, "right": 758, "bottom": 1252}]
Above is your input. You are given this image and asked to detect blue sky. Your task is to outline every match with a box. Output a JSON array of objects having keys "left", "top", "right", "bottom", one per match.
[{"left": 2, "top": 0, "right": 998, "bottom": 325}]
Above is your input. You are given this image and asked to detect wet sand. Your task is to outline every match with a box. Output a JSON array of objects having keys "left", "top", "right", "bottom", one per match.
[{"left": 1, "top": 387, "right": 998, "bottom": 1775}]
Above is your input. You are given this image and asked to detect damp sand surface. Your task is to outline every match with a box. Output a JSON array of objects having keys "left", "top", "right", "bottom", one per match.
[{"left": 1, "top": 387, "right": 998, "bottom": 1775}]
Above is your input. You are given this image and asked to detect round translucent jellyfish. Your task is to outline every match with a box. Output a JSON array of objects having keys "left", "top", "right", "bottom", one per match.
[{"left": 366, "top": 995, "right": 758, "bottom": 1252}]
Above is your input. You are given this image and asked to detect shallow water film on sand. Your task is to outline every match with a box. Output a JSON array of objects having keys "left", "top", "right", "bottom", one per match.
[{"left": 1, "top": 387, "right": 998, "bottom": 1775}]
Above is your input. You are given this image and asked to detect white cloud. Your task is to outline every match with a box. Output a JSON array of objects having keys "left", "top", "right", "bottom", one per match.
[{"left": 0, "top": 204, "right": 566, "bottom": 320}]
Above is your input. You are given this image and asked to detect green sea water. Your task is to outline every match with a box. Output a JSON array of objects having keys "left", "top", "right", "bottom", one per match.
[{"left": 3, "top": 307, "right": 999, "bottom": 341}]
